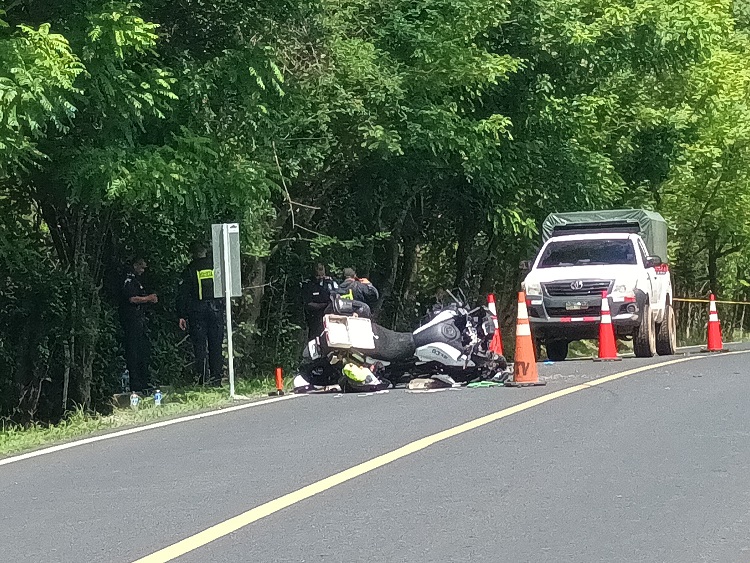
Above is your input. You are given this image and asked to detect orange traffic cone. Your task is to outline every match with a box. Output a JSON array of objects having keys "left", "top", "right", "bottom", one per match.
[
  {"left": 487, "top": 294, "right": 504, "bottom": 356},
  {"left": 594, "top": 291, "right": 621, "bottom": 362},
  {"left": 268, "top": 366, "right": 285, "bottom": 396},
  {"left": 505, "top": 291, "right": 546, "bottom": 387},
  {"left": 702, "top": 293, "right": 725, "bottom": 353}
]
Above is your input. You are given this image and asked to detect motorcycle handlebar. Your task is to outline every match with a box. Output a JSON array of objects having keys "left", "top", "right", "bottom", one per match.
[{"left": 444, "top": 288, "right": 461, "bottom": 306}]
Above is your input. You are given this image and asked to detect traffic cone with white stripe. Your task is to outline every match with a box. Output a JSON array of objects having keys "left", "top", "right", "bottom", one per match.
[
  {"left": 702, "top": 293, "right": 725, "bottom": 352},
  {"left": 506, "top": 291, "right": 546, "bottom": 387},
  {"left": 594, "top": 291, "right": 621, "bottom": 362},
  {"left": 487, "top": 294, "right": 503, "bottom": 356}
]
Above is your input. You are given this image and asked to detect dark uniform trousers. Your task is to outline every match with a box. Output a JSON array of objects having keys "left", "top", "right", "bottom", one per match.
[
  {"left": 122, "top": 316, "right": 150, "bottom": 392},
  {"left": 189, "top": 302, "right": 224, "bottom": 384}
]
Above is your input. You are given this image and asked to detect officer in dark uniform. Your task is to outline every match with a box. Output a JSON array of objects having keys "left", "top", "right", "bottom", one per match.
[
  {"left": 332, "top": 267, "right": 379, "bottom": 318},
  {"left": 177, "top": 242, "right": 224, "bottom": 386},
  {"left": 302, "top": 263, "right": 338, "bottom": 340},
  {"left": 120, "top": 257, "right": 158, "bottom": 393},
  {"left": 337, "top": 267, "right": 379, "bottom": 303}
]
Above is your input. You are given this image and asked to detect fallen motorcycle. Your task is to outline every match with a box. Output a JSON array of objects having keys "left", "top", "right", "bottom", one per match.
[{"left": 293, "top": 290, "right": 508, "bottom": 393}]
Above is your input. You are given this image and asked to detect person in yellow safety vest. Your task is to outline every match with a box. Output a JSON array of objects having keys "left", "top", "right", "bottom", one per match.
[
  {"left": 332, "top": 267, "right": 379, "bottom": 318},
  {"left": 177, "top": 242, "right": 224, "bottom": 386}
]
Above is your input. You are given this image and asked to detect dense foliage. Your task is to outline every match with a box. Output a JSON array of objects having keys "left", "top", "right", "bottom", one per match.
[{"left": 1, "top": 0, "right": 749, "bottom": 421}]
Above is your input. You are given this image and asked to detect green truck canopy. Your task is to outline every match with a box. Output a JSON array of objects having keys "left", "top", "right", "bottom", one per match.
[{"left": 542, "top": 209, "right": 668, "bottom": 260}]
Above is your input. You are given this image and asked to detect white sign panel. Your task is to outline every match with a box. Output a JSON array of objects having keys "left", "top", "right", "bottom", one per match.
[
  {"left": 211, "top": 223, "right": 241, "bottom": 399},
  {"left": 211, "top": 223, "right": 242, "bottom": 298}
]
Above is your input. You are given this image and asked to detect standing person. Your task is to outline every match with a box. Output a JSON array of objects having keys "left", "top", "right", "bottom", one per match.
[
  {"left": 335, "top": 267, "right": 379, "bottom": 318},
  {"left": 120, "top": 257, "right": 158, "bottom": 393},
  {"left": 302, "top": 263, "right": 338, "bottom": 340},
  {"left": 177, "top": 242, "right": 224, "bottom": 386}
]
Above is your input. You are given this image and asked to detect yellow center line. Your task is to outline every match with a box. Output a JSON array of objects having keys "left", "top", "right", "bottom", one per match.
[{"left": 132, "top": 353, "right": 746, "bottom": 563}]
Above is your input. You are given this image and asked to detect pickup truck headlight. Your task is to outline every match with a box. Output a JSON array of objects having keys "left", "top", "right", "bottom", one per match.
[
  {"left": 524, "top": 281, "right": 542, "bottom": 296},
  {"left": 613, "top": 282, "right": 637, "bottom": 299}
]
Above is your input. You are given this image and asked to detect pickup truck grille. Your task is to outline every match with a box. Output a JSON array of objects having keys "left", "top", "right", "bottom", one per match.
[
  {"left": 546, "top": 305, "right": 602, "bottom": 318},
  {"left": 543, "top": 280, "right": 613, "bottom": 297}
]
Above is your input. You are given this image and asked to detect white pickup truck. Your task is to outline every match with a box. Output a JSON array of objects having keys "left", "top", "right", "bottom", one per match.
[{"left": 521, "top": 210, "right": 676, "bottom": 361}]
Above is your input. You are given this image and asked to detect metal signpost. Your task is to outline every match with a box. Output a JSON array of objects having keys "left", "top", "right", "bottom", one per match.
[{"left": 212, "top": 223, "right": 242, "bottom": 398}]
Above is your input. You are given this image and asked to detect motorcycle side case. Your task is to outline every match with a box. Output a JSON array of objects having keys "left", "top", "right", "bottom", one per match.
[
  {"left": 323, "top": 314, "right": 376, "bottom": 350},
  {"left": 414, "top": 342, "right": 471, "bottom": 367}
]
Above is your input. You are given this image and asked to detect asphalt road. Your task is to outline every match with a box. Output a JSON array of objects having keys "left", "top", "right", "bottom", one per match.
[{"left": 2, "top": 347, "right": 750, "bottom": 562}]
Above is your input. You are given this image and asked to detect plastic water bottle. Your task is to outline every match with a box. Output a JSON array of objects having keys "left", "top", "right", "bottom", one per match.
[
  {"left": 121, "top": 369, "right": 130, "bottom": 393},
  {"left": 153, "top": 389, "right": 162, "bottom": 407},
  {"left": 130, "top": 391, "right": 139, "bottom": 410}
]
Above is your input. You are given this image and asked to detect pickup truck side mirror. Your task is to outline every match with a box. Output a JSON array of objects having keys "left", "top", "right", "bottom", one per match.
[
  {"left": 519, "top": 260, "right": 531, "bottom": 271},
  {"left": 645, "top": 255, "right": 663, "bottom": 268}
]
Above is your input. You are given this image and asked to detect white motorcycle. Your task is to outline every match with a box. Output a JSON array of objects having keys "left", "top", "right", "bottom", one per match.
[{"left": 294, "top": 290, "right": 508, "bottom": 393}]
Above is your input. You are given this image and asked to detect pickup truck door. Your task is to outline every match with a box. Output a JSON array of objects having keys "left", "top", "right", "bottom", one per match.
[{"left": 637, "top": 238, "right": 659, "bottom": 307}]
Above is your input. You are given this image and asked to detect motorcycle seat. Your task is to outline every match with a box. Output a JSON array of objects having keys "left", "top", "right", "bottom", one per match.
[{"left": 367, "top": 323, "right": 416, "bottom": 362}]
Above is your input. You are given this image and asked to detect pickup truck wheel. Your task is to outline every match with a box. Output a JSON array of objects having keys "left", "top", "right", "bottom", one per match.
[
  {"left": 633, "top": 303, "right": 656, "bottom": 357},
  {"left": 546, "top": 341, "right": 569, "bottom": 362},
  {"left": 656, "top": 301, "right": 677, "bottom": 355}
]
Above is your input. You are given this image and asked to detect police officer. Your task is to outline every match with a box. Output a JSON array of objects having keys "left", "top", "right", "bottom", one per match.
[
  {"left": 177, "top": 242, "right": 224, "bottom": 386},
  {"left": 302, "top": 263, "right": 338, "bottom": 340},
  {"left": 120, "top": 257, "right": 158, "bottom": 393},
  {"left": 333, "top": 267, "right": 379, "bottom": 318}
]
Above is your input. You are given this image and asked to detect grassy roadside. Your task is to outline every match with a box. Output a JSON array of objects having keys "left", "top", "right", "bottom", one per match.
[{"left": 0, "top": 378, "right": 285, "bottom": 458}]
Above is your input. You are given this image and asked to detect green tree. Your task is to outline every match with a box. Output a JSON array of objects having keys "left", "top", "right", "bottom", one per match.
[
  {"left": 662, "top": 38, "right": 750, "bottom": 296},
  {"left": 2, "top": 0, "right": 750, "bottom": 421}
]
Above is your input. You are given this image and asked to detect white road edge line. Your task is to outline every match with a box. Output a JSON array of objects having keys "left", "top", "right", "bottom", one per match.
[{"left": 0, "top": 394, "right": 303, "bottom": 468}]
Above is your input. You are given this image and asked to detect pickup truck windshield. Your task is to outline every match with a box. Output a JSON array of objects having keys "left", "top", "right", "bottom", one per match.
[{"left": 538, "top": 239, "right": 637, "bottom": 268}]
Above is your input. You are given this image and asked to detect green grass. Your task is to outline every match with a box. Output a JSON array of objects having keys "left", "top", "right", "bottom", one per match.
[{"left": 0, "top": 377, "right": 284, "bottom": 458}]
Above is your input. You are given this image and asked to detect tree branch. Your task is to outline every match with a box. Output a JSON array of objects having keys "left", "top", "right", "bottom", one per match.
[
  {"left": 690, "top": 168, "right": 725, "bottom": 243},
  {"left": 717, "top": 243, "right": 745, "bottom": 259},
  {"left": 272, "top": 141, "right": 296, "bottom": 230}
]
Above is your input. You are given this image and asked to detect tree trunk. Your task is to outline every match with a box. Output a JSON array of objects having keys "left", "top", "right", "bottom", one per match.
[
  {"left": 241, "top": 256, "right": 268, "bottom": 329},
  {"left": 454, "top": 217, "right": 475, "bottom": 289},
  {"left": 707, "top": 231, "right": 719, "bottom": 296},
  {"left": 372, "top": 202, "right": 413, "bottom": 318},
  {"left": 479, "top": 236, "right": 529, "bottom": 330},
  {"left": 479, "top": 233, "right": 499, "bottom": 296},
  {"left": 37, "top": 199, "right": 109, "bottom": 413},
  {"left": 62, "top": 338, "right": 72, "bottom": 413},
  {"left": 373, "top": 236, "right": 400, "bottom": 321},
  {"left": 393, "top": 240, "right": 420, "bottom": 328},
  {"left": 77, "top": 288, "right": 101, "bottom": 411},
  {"left": 398, "top": 238, "right": 419, "bottom": 301}
]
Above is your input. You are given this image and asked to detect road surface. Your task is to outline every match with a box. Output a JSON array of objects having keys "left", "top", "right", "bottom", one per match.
[{"left": 2, "top": 347, "right": 750, "bottom": 562}]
